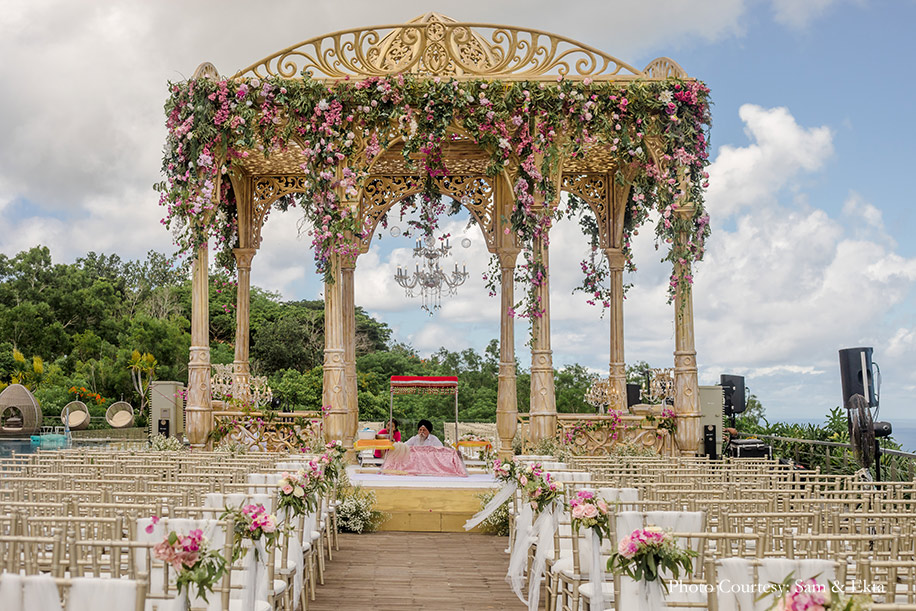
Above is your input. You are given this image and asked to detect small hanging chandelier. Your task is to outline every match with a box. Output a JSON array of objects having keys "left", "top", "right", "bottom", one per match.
[{"left": 394, "top": 234, "right": 468, "bottom": 314}]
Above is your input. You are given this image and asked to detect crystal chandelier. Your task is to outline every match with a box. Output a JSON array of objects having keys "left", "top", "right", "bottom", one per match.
[{"left": 394, "top": 234, "right": 469, "bottom": 314}]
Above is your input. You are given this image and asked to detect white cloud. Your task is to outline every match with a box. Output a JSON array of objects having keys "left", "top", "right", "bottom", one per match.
[
  {"left": 887, "top": 327, "right": 916, "bottom": 358},
  {"left": 705, "top": 105, "right": 833, "bottom": 217},
  {"left": 770, "top": 0, "right": 842, "bottom": 28},
  {"left": 252, "top": 213, "right": 312, "bottom": 299},
  {"left": 410, "top": 322, "right": 471, "bottom": 353}
]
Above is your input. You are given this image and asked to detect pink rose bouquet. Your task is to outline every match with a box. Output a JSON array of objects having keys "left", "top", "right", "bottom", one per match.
[
  {"left": 221, "top": 503, "right": 283, "bottom": 561},
  {"left": 490, "top": 457, "right": 520, "bottom": 484},
  {"left": 607, "top": 527, "right": 696, "bottom": 592},
  {"left": 517, "top": 463, "right": 563, "bottom": 512},
  {"left": 567, "top": 489, "right": 612, "bottom": 541},
  {"left": 277, "top": 469, "right": 319, "bottom": 516},
  {"left": 152, "top": 527, "right": 227, "bottom": 603}
]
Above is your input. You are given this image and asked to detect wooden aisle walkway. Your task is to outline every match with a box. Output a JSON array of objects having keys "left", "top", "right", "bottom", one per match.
[{"left": 310, "top": 531, "right": 529, "bottom": 611}]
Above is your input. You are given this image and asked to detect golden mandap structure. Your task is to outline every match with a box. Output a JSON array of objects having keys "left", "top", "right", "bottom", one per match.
[{"left": 164, "top": 14, "right": 711, "bottom": 457}]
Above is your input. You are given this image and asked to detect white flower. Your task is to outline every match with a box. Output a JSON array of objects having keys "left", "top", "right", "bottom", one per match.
[
  {"left": 318, "top": 99, "right": 330, "bottom": 111},
  {"left": 498, "top": 137, "right": 511, "bottom": 150},
  {"left": 659, "top": 91, "right": 673, "bottom": 104}
]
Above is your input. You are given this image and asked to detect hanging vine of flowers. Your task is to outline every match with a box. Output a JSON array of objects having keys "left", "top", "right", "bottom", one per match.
[{"left": 158, "top": 73, "right": 711, "bottom": 323}]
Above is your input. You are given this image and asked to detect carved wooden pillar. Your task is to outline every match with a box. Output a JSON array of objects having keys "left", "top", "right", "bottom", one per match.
[
  {"left": 496, "top": 250, "right": 519, "bottom": 459},
  {"left": 186, "top": 242, "right": 212, "bottom": 448},
  {"left": 672, "top": 209, "right": 702, "bottom": 455},
  {"left": 341, "top": 256, "right": 359, "bottom": 441},
  {"left": 605, "top": 248, "right": 627, "bottom": 411},
  {"left": 232, "top": 248, "right": 256, "bottom": 402},
  {"left": 528, "top": 230, "right": 557, "bottom": 445},
  {"left": 323, "top": 255, "right": 351, "bottom": 452}
]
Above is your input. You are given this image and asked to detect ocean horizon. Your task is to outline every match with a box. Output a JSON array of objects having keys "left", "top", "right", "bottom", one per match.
[{"left": 765, "top": 417, "right": 916, "bottom": 454}]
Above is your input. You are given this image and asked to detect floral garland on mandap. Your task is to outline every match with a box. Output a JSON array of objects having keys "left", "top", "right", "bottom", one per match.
[
  {"left": 560, "top": 411, "right": 626, "bottom": 450},
  {"left": 645, "top": 407, "right": 678, "bottom": 435},
  {"left": 159, "top": 74, "right": 711, "bottom": 323}
]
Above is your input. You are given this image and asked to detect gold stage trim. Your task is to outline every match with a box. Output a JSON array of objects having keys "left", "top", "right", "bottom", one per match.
[
  {"left": 354, "top": 439, "right": 395, "bottom": 450},
  {"left": 455, "top": 440, "right": 492, "bottom": 449}
]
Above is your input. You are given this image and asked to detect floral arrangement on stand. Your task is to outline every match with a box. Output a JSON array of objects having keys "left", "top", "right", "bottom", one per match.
[
  {"left": 159, "top": 72, "right": 712, "bottom": 328},
  {"left": 608, "top": 526, "right": 697, "bottom": 593},
  {"left": 764, "top": 576, "right": 870, "bottom": 611},
  {"left": 152, "top": 527, "right": 227, "bottom": 605}
]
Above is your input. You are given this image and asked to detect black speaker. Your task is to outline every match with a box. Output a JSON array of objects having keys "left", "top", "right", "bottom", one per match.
[
  {"left": 157, "top": 418, "right": 170, "bottom": 437},
  {"left": 703, "top": 424, "right": 718, "bottom": 460},
  {"left": 720, "top": 374, "right": 746, "bottom": 415},
  {"left": 874, "top": 421, "right": 893, "bottom": 438},
  {"left": 838, "top": 347, "right": 876, "bottom": 407},
  {"left": 626, "top": 384, "right": 641, "bottom": 407}
]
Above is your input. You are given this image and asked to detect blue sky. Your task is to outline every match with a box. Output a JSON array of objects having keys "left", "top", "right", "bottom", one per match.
[{"left": 2, "top": 0, "right": 915, "bottom": 427}]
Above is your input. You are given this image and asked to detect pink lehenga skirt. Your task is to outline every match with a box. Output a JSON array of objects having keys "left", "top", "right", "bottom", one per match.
[{"left": 381, "top": 445, "right": 469, "bottom": 477}]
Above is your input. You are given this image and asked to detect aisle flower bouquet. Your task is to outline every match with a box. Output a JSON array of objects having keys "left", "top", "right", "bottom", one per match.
[
  {"left": 490, "top": 457, "right": 520, "bottom": 483},
  {"left": 321, "top": 440, "right": 347, "bottom": 487},
  {"left": 153, "top": 528, "right": 227, "bottom": 604},
  {"left": 607, "top": 527, "right": 697, "bottom": 592},
  {"left": 764, "top": 576, "right": 869, "bottom": 611},
  {"left": 277, "top": 469, "right": 318, "bottom": 516},
  {"left": 517, "top": 462, "right": 563, "bottom": 512},
  {"left": 221, "top": 503, "right": 281, "bottom": 561},
  {"left": 568, "top": 489, "right": 612, "bottom": 542}
]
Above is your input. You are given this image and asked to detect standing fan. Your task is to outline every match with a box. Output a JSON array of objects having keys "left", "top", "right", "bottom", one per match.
[{"left": 846, "top": 394, "right": 876, "bottom": 475}]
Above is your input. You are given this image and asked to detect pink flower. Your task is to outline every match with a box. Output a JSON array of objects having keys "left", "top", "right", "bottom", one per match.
[
  {"left": 281, "top": 484, "right": 294, "bottom": 495},
  {"left": 261, "top": 515, "right": 277, "bottom": 534},
  {"left": 596, "top": 500, "right": 609, "bottom": 514},
  {"left": 581, "top": 504, "right": 599, "bottom": 519},
  {"left": 145, "top": 515, "right": 160, "bottom": 534},
  {"left": 571, "top": 504, "right": 587, "bottom": 519}
]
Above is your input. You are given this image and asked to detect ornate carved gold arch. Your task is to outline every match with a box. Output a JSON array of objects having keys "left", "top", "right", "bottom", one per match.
[
  {"left": 232, "top": 12, "right": 687, "bottom": 82},
  {"left": 359, "top": 174, "right": 496, "bottom": 254}
]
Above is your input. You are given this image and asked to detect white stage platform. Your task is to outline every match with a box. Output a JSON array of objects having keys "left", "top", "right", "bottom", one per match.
[{"left": 346, "top": 466, "right": 498, "bottom": 489}]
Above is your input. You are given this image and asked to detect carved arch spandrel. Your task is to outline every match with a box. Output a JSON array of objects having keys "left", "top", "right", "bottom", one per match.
[
  {"left": 251, "top": 175, "right": 309, "bottom": 249},
  {"left": 358, "top": 174, "right": 496, "bottom": 253},
  {"left": 560, "top": 172, "right": 610, "bottom": 249},
  {"left": 611, "top": 164, "right": 640, "bottom": 248}
]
